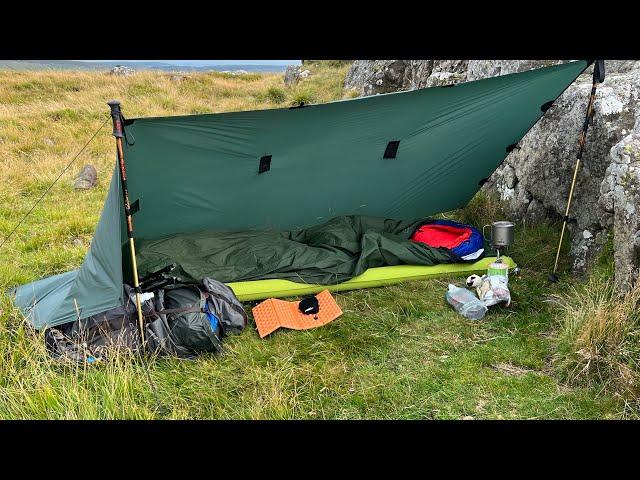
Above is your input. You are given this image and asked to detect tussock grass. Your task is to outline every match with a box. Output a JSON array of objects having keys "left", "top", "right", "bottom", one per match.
[
  {"left": 265, "top": 86, "right": 287, "bottom": 104},
  {"left": 0, "top": 61, "right": 625, "bottom": 419},
  {"left": 552, "top": 275, "right": 640, "bottom": 417},
  {"left": 0, "top": 299, "right": 158, "bottom": 419}
]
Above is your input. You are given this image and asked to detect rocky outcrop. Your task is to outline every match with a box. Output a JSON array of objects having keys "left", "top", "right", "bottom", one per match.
[
  {"left": 344, "top": 60, "right": 640, "bottom": 287},
  {"left": 466, "top": 60, "right": 565, "bottom": 81},
  {"left": 344, "top": 60, "right": 410, "bottom": 95},
  {"left": 74, "top": 165, "right": 97, "bottom": 190},
  {"left": 421, "top": 60, "right": 468, "bottom": 87},
  {"left": 344, "top": 60, "right": 640, "bottom": 96},
  {"left": 284, "top": 65, "right": 310, "bottom": 86},
  {"left": 344, "top": 60, "right": 468, "bottom": 95},
  {"left": 600, "top": 133, "right": 640, "bottom": 293}
]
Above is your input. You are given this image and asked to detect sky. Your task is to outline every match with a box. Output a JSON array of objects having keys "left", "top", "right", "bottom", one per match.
[{"left": 84, "top": 60, "right": 300, "bottom": 66}]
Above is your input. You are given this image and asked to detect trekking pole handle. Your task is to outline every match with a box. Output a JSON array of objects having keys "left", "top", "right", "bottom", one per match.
[
  {"left": 107, "top": 100, "right": 124, "bottom": 138},
  {"left": 594, "top": 60, "right": 605, "bottom": 84}
]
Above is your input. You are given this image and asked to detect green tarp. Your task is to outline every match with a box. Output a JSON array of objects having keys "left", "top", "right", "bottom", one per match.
[
  {"left": 13, "top": 60, "right": 589, "bottom": 329},
  {"left": 13, "top": 169, "right": 124, "bottom": 327}
]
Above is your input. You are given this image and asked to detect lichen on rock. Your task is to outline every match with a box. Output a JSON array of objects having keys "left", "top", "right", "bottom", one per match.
[{"left": 602, "top": 133, "right": 640, "bottom": 292}]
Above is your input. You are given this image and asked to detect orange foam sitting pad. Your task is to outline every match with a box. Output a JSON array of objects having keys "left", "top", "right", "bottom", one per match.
[{"left": 252, "top": 290, "right": 343, "bottom": 338}]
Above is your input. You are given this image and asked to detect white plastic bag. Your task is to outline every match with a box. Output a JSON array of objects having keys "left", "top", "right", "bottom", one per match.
[
  {"left": 445, "top": 284, "right": 488, "bottom": 320},
  {"left": 483, "top": 275, "right": 511, "bottom": 306},
  {"left": 466, "top": 274, "right": 511, "bottom": 307}
]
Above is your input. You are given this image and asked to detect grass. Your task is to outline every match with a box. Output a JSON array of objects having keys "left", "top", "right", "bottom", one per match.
[
  {"left": 0, "top": 62, "right": 627, "bottom": 419},
  {"left": 552, "top": 256, "right": 640, "bottom": 418}
]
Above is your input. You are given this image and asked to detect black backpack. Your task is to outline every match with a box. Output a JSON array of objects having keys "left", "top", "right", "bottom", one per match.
[
  {"left": 45, "top": 279, "right": 247, "bottom": 361},
  {"left": 146, "top": 278, "right": 247, "bottom": 358}
]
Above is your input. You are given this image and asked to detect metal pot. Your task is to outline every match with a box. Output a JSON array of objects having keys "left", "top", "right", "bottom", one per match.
[{"left": 483, "top": 221, "right": 515, "bottom": 249}]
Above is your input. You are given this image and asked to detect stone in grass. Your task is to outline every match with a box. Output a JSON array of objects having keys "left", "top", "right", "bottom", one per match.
[
  {"left": 169, "top": 73, "right": 190, "bottom": 82},
  {"left": 284, "top": 65, "right": 300, "bottom": 86},
  {"left": 74, "top": 164, "right": 97, "bottom": 190},
  {"left": 284, "top": 65, "right": 311, "bottom": 86},
  {"left": 109, "top": 65, "right": 135, "bottom": 77}
]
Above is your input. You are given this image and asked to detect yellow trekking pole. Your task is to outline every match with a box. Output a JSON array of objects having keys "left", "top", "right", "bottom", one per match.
[
  {"left": 108, "top": 100, "right": 146, "bottom": 344},
  {"left": 549, "top": 60, "right": 605, "bottom": 283}
]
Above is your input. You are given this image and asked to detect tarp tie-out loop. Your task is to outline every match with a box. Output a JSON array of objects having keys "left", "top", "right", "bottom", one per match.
[
  {"left": 506, "top": 143, "right": 521, "bottom": 153},
  {"left": 540, "top": 101, "right": 555, "bottom": 113},
  {"left": 120, "top": 113, "right": 135, "bottom": 146}
]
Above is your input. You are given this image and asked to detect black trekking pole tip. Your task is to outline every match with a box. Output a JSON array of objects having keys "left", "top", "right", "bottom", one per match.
[{"left": 548, "top": 273, "right": 559, "bottom": 283}]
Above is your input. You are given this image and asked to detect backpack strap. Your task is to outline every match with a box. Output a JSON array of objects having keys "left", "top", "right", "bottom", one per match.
[{"left": 155, "top": 305, "right": 203, "bottom": 316}]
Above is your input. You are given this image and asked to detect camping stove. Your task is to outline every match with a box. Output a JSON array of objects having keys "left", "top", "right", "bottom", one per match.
[{"left": 483, "top": 221, "right": 515, "bottom": 262}]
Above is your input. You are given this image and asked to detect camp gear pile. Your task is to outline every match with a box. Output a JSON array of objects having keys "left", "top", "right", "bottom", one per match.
[
  {"left": 46, "top": 279, "right": 247, "bottom": 361},
  {"left": 253, "top": 290, "right": 343, "bottom": 338},
  {"left": 444, "top": 265, "right": 513, "bottom": 321},
  {"left": 11, "top": 60, "right": 590, "bottom": 330}
]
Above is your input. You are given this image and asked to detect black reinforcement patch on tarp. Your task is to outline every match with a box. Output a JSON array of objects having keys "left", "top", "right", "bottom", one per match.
[
  {"left": 384, "top": 141, "right": 400, "bottom": 159},
  {"left": 130, "top": 199, "right": 140, "bottom": 215},
  {"left": 259, "top": 155, "right": 272, "bottom": 174}
]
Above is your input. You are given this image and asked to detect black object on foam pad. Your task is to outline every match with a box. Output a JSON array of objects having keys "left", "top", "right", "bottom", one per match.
[{"left": 299, "top": 296, "right": 320, "bottom": 315}]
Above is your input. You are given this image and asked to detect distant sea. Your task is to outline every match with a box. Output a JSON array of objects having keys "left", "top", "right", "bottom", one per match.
[{"left": 0, "top": 60, "right": 290, "bottom": 72}]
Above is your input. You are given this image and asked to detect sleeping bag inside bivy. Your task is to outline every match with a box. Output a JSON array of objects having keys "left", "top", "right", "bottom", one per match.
[
  {"left": 131, "top": 215, "right": 490, "bottom": 287},
  {"left": 410, "top": 219, "right": 484, "bottom": 260}
]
